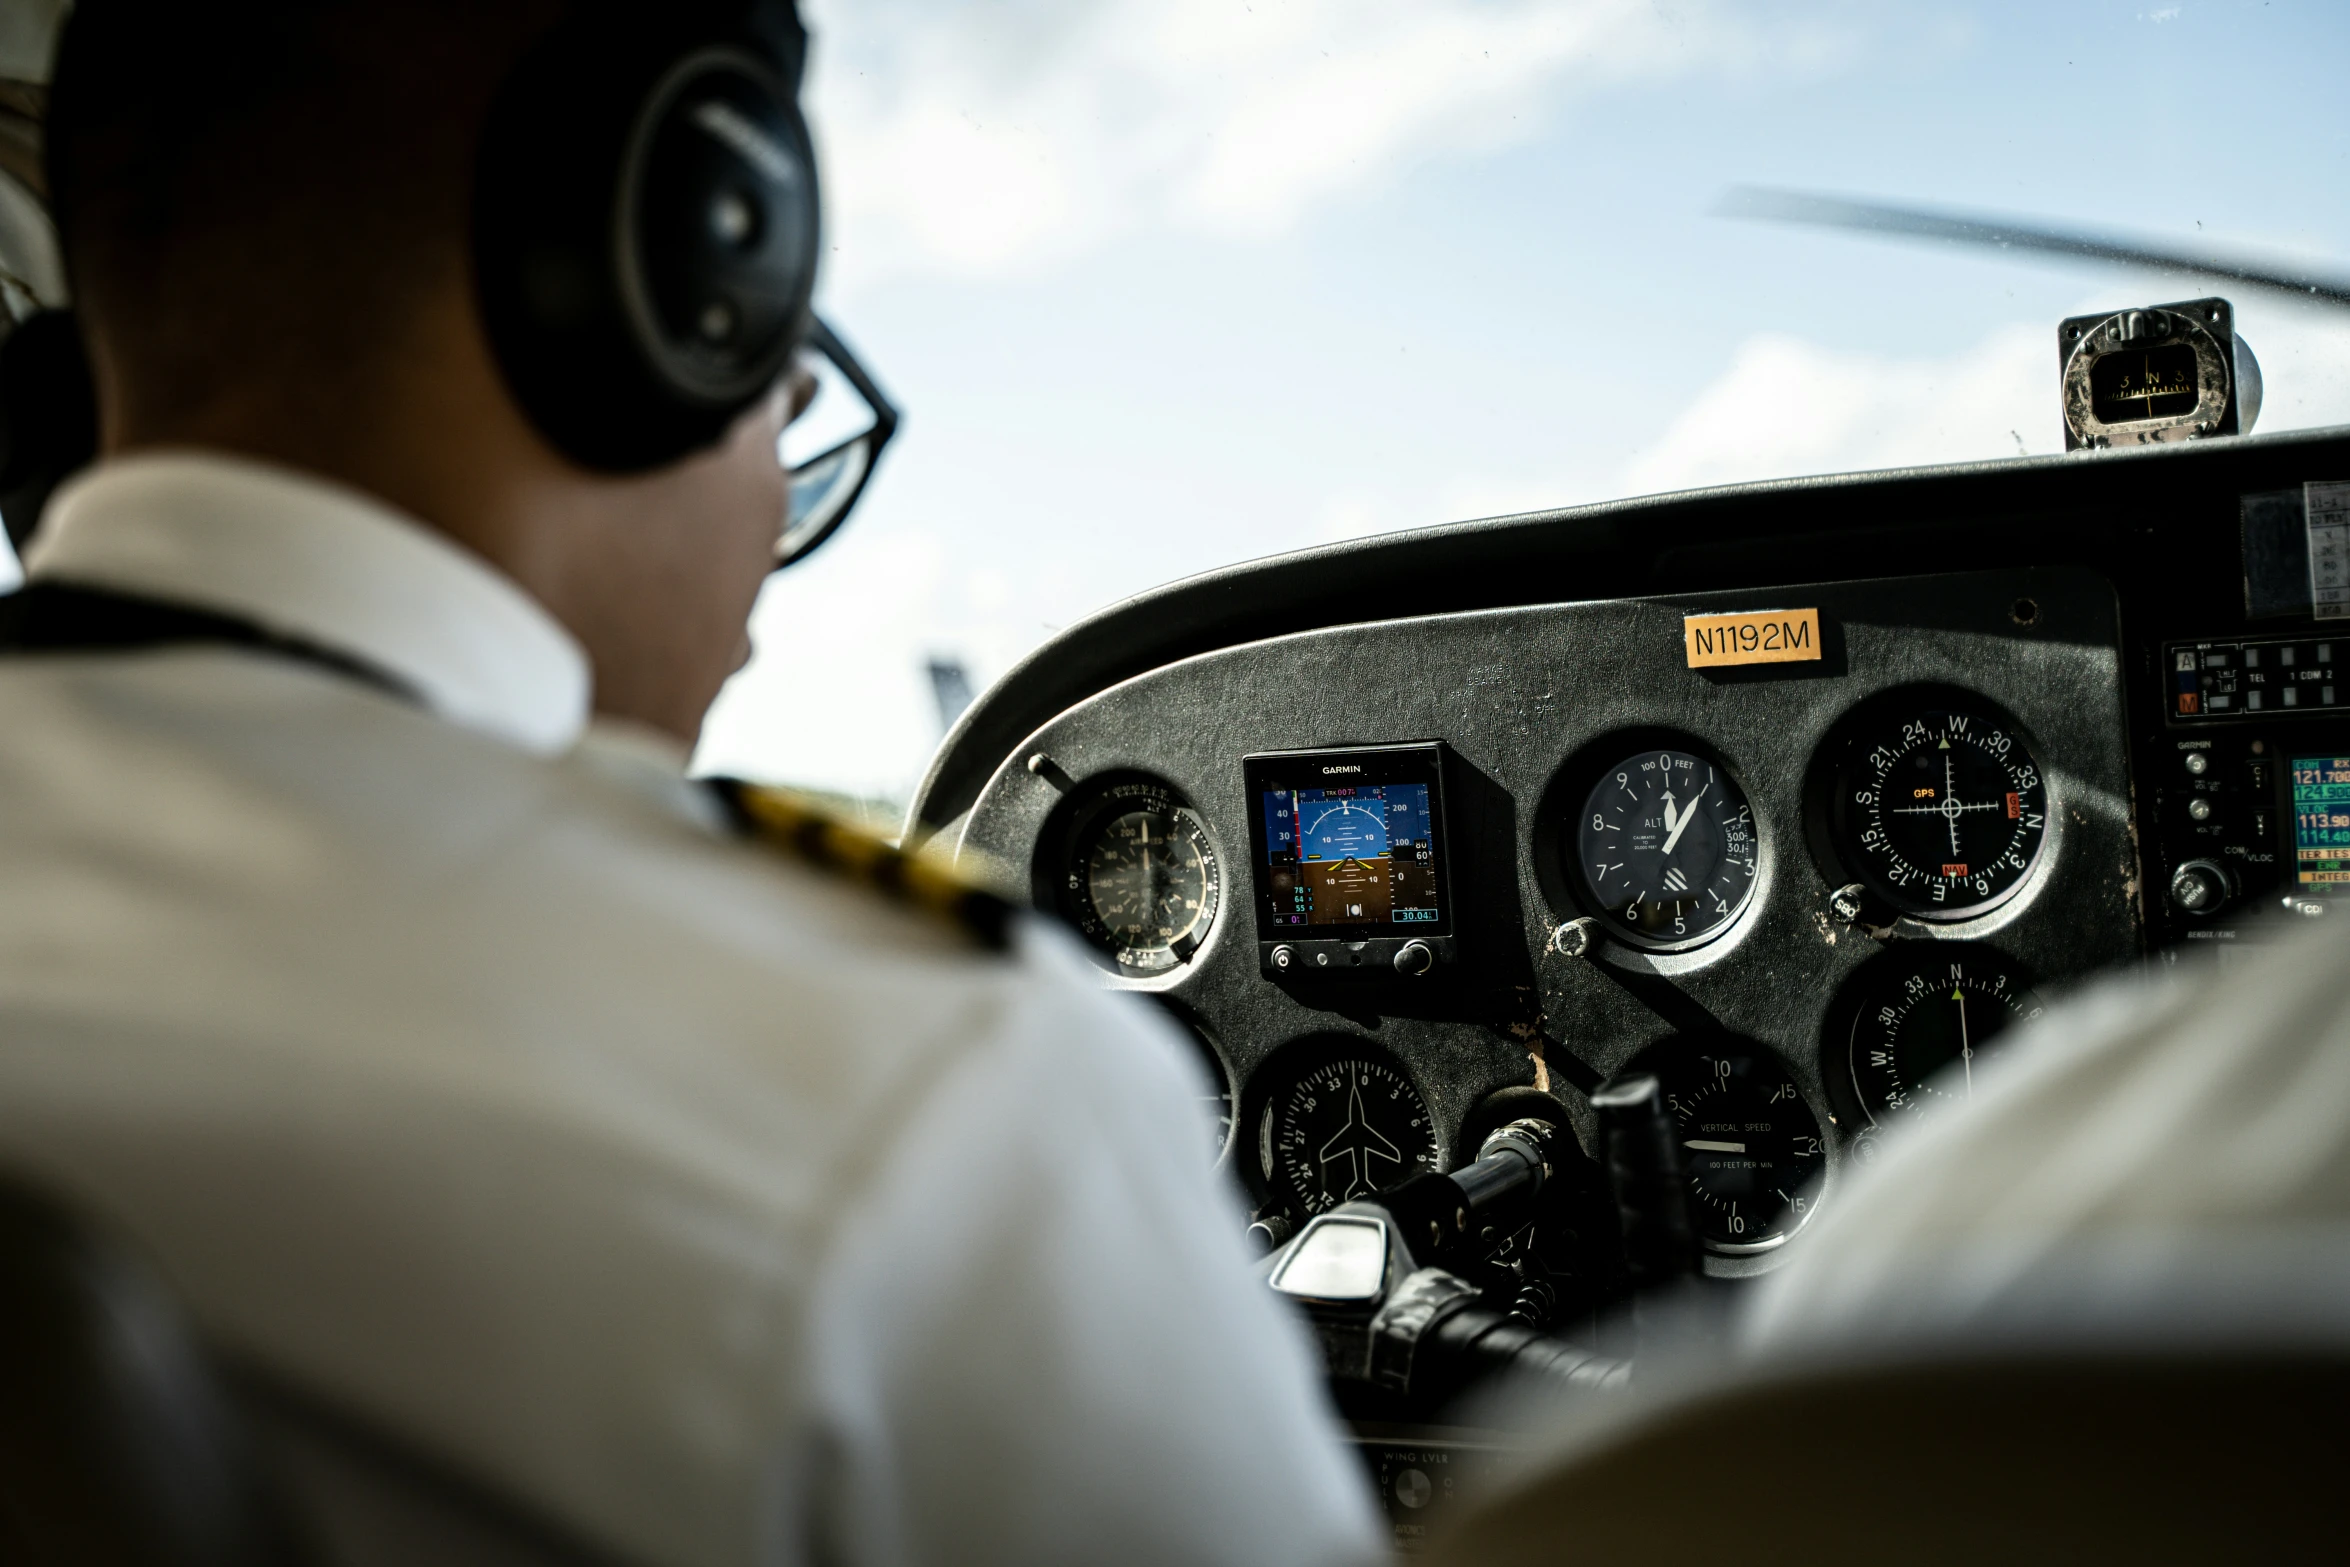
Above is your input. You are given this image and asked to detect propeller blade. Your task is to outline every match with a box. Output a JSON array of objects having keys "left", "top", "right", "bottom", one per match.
[{"left": 1719, "top": 186, "right": 2350, "bottom": 311}]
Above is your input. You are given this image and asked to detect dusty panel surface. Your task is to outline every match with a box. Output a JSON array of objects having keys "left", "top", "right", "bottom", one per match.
[{"left": 961, "top": 566, "right": 2135, "bottom": 1255}]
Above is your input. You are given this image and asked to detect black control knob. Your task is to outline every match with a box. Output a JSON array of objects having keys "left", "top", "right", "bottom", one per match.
[
  {"left": 1392, "top": 940, "right": 1435, "bottom": 977},
  {"left": 2170, "top": 859, "right": 2233, "bottom": 915},
  {"left": 1245, "top": 1214, "right": 1295, "bottom": 1256}
]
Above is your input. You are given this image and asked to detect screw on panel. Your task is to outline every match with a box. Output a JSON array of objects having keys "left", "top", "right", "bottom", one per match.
[{"left": 1550, "top": 917, "right": 1599, "bottom": 959}]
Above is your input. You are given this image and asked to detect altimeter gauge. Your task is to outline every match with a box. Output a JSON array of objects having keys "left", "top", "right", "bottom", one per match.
[
  {"left": 1844, "top": 949, "right": 2043, "bottom": 1129},
  {"left": 1826, "top": 700, "right": 2048, "bottom": 919},
  {"left": 1574, "top": 747, "right": 1759, "bottom": 949},
  {"left": 1050, "top": 778, "right": 1221, "bottom": 974}
]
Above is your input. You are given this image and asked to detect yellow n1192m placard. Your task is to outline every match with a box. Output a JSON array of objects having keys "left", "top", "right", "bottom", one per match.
[{"left": 1683, "top": 608, "right": 1822, "bottom": 668}]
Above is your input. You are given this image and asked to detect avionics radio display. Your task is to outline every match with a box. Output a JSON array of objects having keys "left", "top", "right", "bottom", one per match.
[
  {"left": 2292, "top": 755, "right": 2350, "bottom": 888},
  {"left": 1245, "top": 743, "right": 1451, "bottom": 941}
]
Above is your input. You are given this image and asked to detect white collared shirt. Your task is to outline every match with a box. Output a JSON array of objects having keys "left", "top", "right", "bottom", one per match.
[
  {"left": 30, "top": 451, "right": 593, "bottom": 753},
  {"left": 0, "top": 453, "right": 1382, "bottom": 1567},
  {"left": 1746, "top": 913, "right": 2350, "bottom": 1350}
]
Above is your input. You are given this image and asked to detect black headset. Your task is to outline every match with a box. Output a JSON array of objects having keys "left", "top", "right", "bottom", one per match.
[
  {"left": 1, "top": 0, "right": 824, "bottom": 542},
  {"left": 472, "top": 0, "right": 824, "bottom": 473}
]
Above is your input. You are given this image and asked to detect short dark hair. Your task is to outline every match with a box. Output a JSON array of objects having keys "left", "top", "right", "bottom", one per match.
[{"left": 48, "top": 0, "right": 556, "bottom": 433}]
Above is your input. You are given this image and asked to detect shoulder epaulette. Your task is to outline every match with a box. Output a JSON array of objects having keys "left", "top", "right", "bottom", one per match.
[{"left": 705, "top": 778, "right": 1013, "bottom": 952}]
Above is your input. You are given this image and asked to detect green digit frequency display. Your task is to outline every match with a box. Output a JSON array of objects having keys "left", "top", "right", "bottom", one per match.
[{"left": 2292, "top": 756, "right": 2350, "bottom": 888}]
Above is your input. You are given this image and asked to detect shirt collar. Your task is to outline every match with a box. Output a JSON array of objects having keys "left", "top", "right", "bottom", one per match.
[{"left": 25, "top": 452, "right": 592, "bottom": 754}]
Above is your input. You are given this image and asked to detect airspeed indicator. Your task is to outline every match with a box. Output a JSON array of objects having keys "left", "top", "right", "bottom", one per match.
[{"left": 1049, "top": 777, "right": 1222, "bottom": 975}]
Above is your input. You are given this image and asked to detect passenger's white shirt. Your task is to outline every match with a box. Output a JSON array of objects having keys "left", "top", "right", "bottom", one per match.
[
  {"left": 1747, "top": 915, "right": 2350, "bottom": 1348},
  {"left": 0, "top": 453, "right": 1383, "bottom": 1567}
]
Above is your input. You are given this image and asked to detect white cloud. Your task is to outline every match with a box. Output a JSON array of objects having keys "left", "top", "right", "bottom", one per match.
[
  {"left": 1619, "top": 325, "right": 2053, "bottom": 495},
  {"left": 1617, "top": 288, "right": 2350, "bottom": 499},
  {"left": 801, "top": 0, "right": 1842, "bottom": 284},
  {"left": 696, "top": 530, "right": 956, "bottom": 802},
  {"left": 2232, "top": 298, "right": 2350, "bottom": 435}
]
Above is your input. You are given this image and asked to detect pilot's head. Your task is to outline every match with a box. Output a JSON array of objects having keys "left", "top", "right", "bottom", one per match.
[{"left": 46, "top": 0, "right": 824, "bottom": 744}]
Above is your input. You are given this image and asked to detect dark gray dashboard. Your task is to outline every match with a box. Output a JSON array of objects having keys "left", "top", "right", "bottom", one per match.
[
  {"left": 955, "top": 565, "right": 2137, "bottom": 1271},
  {"left": 918, "top": 424, "right": 2350, "bottom": 1291}
]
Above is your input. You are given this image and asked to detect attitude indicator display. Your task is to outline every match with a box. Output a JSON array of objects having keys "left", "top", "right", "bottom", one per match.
[
  {"left": 1244, "top": 743, "right": 1456, "bottom": 975},
  {"left": 1261, "top": 780, "right": 1437, "bottom": 928}
]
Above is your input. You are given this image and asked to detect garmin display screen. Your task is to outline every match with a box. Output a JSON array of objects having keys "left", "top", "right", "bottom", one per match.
[
  {"left": 1244, "top": 743, "right": 1450, "bottom": 941},
  {"left": 2292, "top": 755, "right": 2350, "bottom": 889}
]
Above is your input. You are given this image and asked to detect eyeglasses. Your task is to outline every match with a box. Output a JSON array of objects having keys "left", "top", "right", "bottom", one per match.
[{"left": 777, "top": 316, "right": 899, "bottom": 569}]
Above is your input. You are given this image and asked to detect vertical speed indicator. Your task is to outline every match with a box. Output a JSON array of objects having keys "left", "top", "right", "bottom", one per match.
[
  {"left": 1652, "top": 1044, "right": 1825, "bottom": 1254},
  {"left": 1828, "top": 704, "right": 2049, "bottom": 919}
]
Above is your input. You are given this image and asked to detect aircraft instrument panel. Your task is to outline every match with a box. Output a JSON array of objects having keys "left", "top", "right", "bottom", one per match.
[{"left": 940, "top": 423, "right": 2350, "bottom": 1309}]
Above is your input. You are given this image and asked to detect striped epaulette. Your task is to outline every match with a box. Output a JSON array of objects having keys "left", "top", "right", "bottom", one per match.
[{"left": 704, "top": 778, "right": 1013, "bottom": 952}]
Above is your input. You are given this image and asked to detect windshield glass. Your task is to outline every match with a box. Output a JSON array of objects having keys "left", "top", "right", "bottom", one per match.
[{"left": 696, "top": 0, "right": 2350, "bottom": 814}]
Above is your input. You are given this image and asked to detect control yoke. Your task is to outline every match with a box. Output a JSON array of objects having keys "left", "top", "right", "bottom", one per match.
[{"left": 1263, "top": 1118, "right": 1626, "bottom": 1410}]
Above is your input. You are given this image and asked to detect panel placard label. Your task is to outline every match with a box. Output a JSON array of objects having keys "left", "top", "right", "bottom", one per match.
[
  {"left": 2306, "top": 481, "right": 2350, "bottom": 621},
  {"left": 1684, "top": 608, "right": 1822, "bottom": 668}
]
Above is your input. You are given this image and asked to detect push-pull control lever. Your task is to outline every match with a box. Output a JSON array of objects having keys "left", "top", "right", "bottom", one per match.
[
  {"left": 1264, "top": 1118, "right": 1625, "bottom": 1410},
  {"left": 1592, "top": 1074, "right": 1700, "bottom": 1292}
]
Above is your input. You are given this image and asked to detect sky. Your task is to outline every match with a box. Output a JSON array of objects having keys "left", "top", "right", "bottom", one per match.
[
  {"left": 696, "top": 0, "right": 2350, "bottom": 805},
  {"left": 20, "top": 3, "right": 2345, "bottom": 801}
]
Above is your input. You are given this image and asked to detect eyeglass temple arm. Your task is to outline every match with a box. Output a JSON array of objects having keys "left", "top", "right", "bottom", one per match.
[{"left": 804, "top": 315, "right": 900, "bottom": 448}]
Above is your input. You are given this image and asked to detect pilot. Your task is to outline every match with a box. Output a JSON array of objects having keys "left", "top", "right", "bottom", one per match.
[
  {"left": 0, "top": 2, "right": 1383, "bottom": 1564},
  {"left": 1745, "top": 912, "right": 2350, "bottom": 1350}
]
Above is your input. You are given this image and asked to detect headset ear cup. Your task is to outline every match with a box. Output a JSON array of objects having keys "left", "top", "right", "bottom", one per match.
[
  {"left": 617, "top": 51, "right": 819, "bottom": 407},
  {"left": 0, "top": 311, "right": 100, "bottom": 549},
  {"left": 473, "top": 16, "right": 820, "bottom": 474}
]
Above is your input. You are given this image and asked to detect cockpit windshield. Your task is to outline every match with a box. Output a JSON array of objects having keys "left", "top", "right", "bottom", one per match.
[{"left": 700, "top": 2, "right": 2350, "bottom": 809}]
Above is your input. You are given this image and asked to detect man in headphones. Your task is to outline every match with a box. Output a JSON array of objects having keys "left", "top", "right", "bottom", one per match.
[{"left": 0, "top": 2, "right": 1383, "bottom": 1563}]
